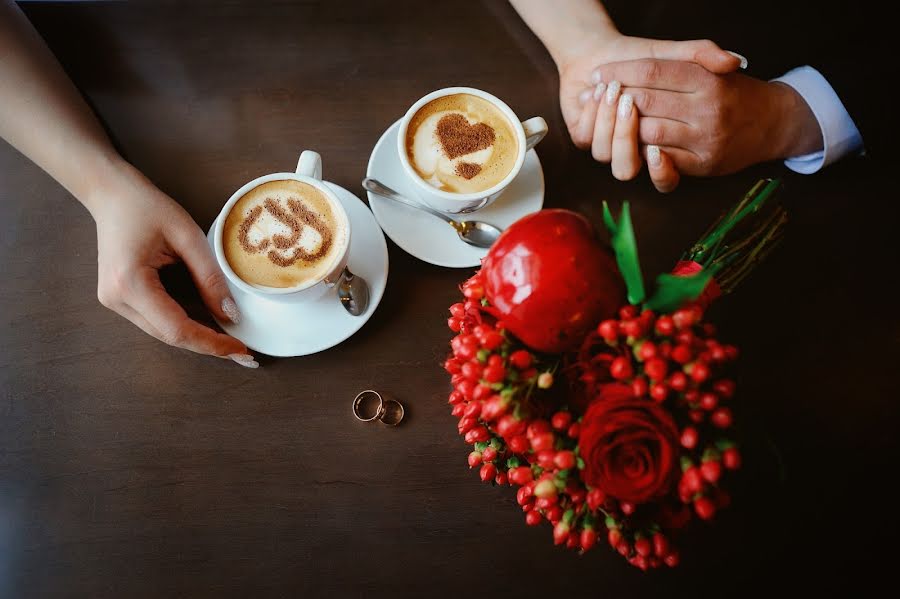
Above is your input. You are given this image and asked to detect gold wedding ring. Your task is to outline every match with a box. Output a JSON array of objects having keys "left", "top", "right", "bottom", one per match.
[{"left": 352, "top": 390, "right": 405, "bottom": 426}]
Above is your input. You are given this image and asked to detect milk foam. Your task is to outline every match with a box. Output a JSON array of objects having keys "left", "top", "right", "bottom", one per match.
[{"left": 411, "top": 111, "right": 495, "bottom": 188}]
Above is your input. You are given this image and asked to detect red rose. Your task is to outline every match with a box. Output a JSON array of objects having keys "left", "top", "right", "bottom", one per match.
[{"left": 579, "top": 385, "right": 680, "bottom": 504}]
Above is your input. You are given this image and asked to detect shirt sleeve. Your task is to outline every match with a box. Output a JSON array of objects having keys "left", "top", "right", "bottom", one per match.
[{"left": 771, "top": 66, "right": 864, "bottom": 174}]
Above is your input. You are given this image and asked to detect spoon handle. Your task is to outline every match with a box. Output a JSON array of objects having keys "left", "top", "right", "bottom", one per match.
[{"left": 362, "top": 178, "right": 458, "bottom": 225}]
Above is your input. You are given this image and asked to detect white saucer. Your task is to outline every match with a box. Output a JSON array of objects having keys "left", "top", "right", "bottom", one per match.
[
  {"left": 365, "top": 119, "right": 545, "bottom": 268},
  {"left": 206, "top": 182, "right": 388, "bottom": 357}
]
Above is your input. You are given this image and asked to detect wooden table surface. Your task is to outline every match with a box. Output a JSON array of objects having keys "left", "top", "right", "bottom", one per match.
[{"left": 1, "top": 2, "right": 896, "bottom": 597}]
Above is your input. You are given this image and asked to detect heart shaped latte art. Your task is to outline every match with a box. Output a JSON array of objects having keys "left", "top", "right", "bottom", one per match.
[
  {"left": 436, "top": 113, "right": 496, "bottom": 160},
  {"left": 237, "top": 197, "right": 333, "bottom": 267}
]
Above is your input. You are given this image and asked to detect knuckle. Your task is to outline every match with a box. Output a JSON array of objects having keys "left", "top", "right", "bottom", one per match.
[
  {"left": 160, "top": 323, "right": 189, "bottom": 348},
  {"left": 97, "top": 271, "right": 127, "bottom": 308},
  {"left": 639, "top": 60, "right": 662, "bottom": 86},
  {"left": 201, "top": 269, "right": 227, "bottom": 294},
  {"left": 643, "top": 122, "right": 665, "bottom": 146}
]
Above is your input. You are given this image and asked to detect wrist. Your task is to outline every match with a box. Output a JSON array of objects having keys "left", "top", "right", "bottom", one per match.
[
  {"left": 553, "top": 30, "right": 619, "bottom": 73},
  {"left": 79, "top": 152, "right": 143, "bottom": 219},
  {"left": 768, "top": 81, "right": 823, "bottom": 160}
]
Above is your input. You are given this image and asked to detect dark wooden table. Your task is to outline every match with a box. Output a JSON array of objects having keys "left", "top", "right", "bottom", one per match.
[{"left": 2, "top": 2, "right": 896, "bottom": 597}]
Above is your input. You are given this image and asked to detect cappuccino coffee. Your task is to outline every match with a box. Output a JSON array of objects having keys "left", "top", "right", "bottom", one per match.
[
  {"left": 405, "top": 93, "right": 518, "bottom": 194},
  {"left": 223, "top": 180, "right": 347, "bottom": 288}
]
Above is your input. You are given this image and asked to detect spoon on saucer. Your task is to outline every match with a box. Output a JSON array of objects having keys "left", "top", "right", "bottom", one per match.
[
  {"left": 337, "top": 266, "right": 369, "bottom": 316},
  {"left": 362, "top": 178, "right": 502, "bottom": 249}
]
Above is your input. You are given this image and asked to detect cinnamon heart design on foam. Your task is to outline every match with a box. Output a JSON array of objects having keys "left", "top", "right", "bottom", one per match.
[
  {"left": 436, "top": 113, "right": 496, "bottom": 160},
  {"left": 238, "top": 197, "right": 333, "bottom": 268}
]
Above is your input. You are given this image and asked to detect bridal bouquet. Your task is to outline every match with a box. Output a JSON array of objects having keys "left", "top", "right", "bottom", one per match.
[{"left": 443, "top": 180, "right": 785, "bottom": 569}]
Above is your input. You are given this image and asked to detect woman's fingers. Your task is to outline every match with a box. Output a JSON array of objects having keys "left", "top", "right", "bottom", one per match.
[
  {"left": 645, "top": 145, "right": 681, "bottom": 193},
  {"left": 610, "top": 93, "right": 642, "bottom": 181},
  {"left": 126, "top": 269, "right": 255, "bottom": 365},
  {"left": 571, "top": 81, "right": 604, "bottom": 150},
  {"left": 638, "top": 116, "right": 696, "bottom": 150},
  {"left": 170, "top": 224, "right": 242, "bottom": 326},
  {"left": 591, "top": 80, "right": 621, "bottom": 163}
]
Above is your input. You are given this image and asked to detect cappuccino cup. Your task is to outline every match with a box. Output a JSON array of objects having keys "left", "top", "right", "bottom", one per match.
[
  {"left": 214, "top": 151, "right": 351, "bottom": 304},
  {"left": 397, "top": 87, "right": 547, "bottom": 214}
]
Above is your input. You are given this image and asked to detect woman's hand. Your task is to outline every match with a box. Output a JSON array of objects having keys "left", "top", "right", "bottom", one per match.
[{"left": 88, "top": 162, "right": 258, "bottom": 367}]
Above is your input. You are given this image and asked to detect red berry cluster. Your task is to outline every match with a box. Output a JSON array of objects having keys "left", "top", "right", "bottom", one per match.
[{"left": 444, "top": 272, "right": 742, "bottom": 570}]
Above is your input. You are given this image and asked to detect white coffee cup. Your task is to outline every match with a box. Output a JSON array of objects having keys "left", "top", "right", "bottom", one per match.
[
  {"left": 213, "top": 151, "right": 351, "bottom": 304},
  {"left": 397, "top": 86, "right": 548, "bottom": 214}
]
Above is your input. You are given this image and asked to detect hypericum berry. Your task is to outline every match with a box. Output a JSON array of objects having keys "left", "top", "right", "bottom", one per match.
[
  {"left": 456, "top": 379, "right": 476, "bottom": 401},
  {"left": 682, "top": 467, "right": 703, "bottom": 494},
  {"left": 495, "top": 471, "right": 508, "bottom": 485},
  {"left": 510, "top": 466, "right": 534, "bottom": 486},
  {"left": 481, "top": 394, "right": 508, "bottom": 421},
  {"left": 620, "top": 501, "right": 635, "bottom": 516},
  {"left": 545, "top": 505, "right": 563, "bottom": 524},
  {"left": 463, "top": 401, "right": 481, "bottom": 419},
  {"left": 688, "top": 409, "right": 705, "bottom": 424},
  {"left": 587, "top": 488, "right": 606, "bottom": 511},
  {"left": 535, "top": 496, "right": 557, "bottom": 511},
  {"left": 472, "top": 383, "right": 492, "bottom": 402},
  {"left": 553, "top": 521, "right": 571, "bottom": 545},
  {"left": 482, "top": 331, "right": 504, "bottom": 351},
  {"left": 713, "top": 379, "right": 736, "bottom": 398},
  {"left": 610, "top": 357, "right": 633, "bottom": 380},
  {"left": 496, "top": 414, "right": 526, "bottom": 438},
  {"left": 525, "top": 509, "right": 542, "bottom": 526},
  {"left": 652, "top": 532, "right": 669, "bottom": 557},
  {"left": 462, "top": 282, "right": 484, "bottom": 300},
  {"left": 536, "top": 449, "right": 556, "bottom": 470},
  {"left": 724, "top": 345, "right": 740, "bottom": 360},
  {"left": 483, "top": 363, "right": 506, "bottom": 384},
  {"left": 688, "top": 361, "right": 710, "bottom": 383},
  {"left": 722, "top": 447, "right": 741, "bottom": 470},
  {"left": 551, "top": 411, "right": 573, "bottom": 432},
  {"left": 655, "top": 315, "right": 675, "bottom": 336},
  {"left": 444, "top": 358, "right": 461, "bottom": 374},
  {"left": 709, "top": 345, "right": 727, "bottom": 363},
  {"left": 508, "top": 349, "right": 532, "bottom": 370},
  {"left": 597, "top": 319, "right": 619, "bottom": 342},
  {"left": 533, "top": 479, "right": 557, "bottom": 499},
  {"left": 448, "top": 317, "right": 462, "bottom": 332},
  {"left": 608, "top": 528, "right": 622, "bottom": 547},
  {"left": 537, "top": 372, "right": 554, "bottom": 389},
  {"left": 517, "top": 485, "right": 532, "bottom": 506},
  {"left": 619, "top": 305, "right": 639, "bottom": 319},
  {"left": 508, "top": 434, "right": 529, "bottom": 454},
  {"left": 672, "top": 307, "right": 699, "bottom": 329},
  {"left": 457, "top": 416, "right": 477, "bottom": 434},
  {"left": 650, "top": 382, "right": 669, "bottom": 403},
  {"left": 620, "top": 319, "right": 643, "bottom": 339},
  {"left": 465, "top": 426, "right": 489, "bottom": 444},
  {"left": 699, "top": 392, "right": 718, "bottom": 411},
  {"left": 680, "top": 426, "right": 699, "bottom": 449},
  {"left": 663, "top": 551, "right": 680, "bottom": 567},
  {"left": 530, "top": 433, "right": 555, "bottom": 453},
  {"left": 671, "top": 344, "right": 693, "bottom": 365},
  {"left": 448, "top": 390, "right": 464, "bottom": 405},
  {"left": 450, "top": 403, "right": 465, "bottom": 417},
  {"left": 674, "top": 329, "right": 695, "bottom": 347},
  {"left": 668, "top": 371, "right": 688, "bottom": 391},
  {"left": 479, "top": 463, "right": 497, "bottom": 482},
  {"left": 711, "top": 407, "right": 734, "bottom": 429},
  {"left": 527, "top": 421, "right": 551, "bottom": 439},
  {"left": 467, "top": 451, "right": 482, "bottom": 468},
  {"left": 635, "top": 538, "right": 652, "bottom": 557},
  {"left": 567, "top": 422, "right": 581, "bottom": 438},
  {"left": 644, "top": 357, "right": 668, "bottom": 381},
  {"left": 701, "top": 459, "right": 722, "bottom": 484},
  {"left": 637, "top": 341, "right": 658, "bottom": 361},
  {"left": 460, "top": 361, "right": 480, "bottom": 381},
  {"left": 481, "top": 446, "right": 498, "bottom": 462},
  {"left": 580, "top": 528, "right": 598, "bottom": 551},
  {"left": 631, "top": 376, "right": 649, "bottom": 398},
  {"left": 694, "top": 496, "right": 716, "bottom": 520},
  {"left": 554, "top": 450, "right": 576, "bottom": 470}
]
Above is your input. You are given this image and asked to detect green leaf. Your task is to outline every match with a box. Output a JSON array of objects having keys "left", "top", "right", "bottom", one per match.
[
  {"left": 644, "top": 271, "right": 713, "bottom": 313},
  {"left": 602, "top": 201, "right": 646, "bottom": 305}
]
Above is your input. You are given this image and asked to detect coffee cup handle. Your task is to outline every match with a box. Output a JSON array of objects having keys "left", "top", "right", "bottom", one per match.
[
  {"left": 296, "top": 150, "right": 323, "bottom": 180},
  {"left": 521, "top": 117, "right": 548, "bottom": 151}
]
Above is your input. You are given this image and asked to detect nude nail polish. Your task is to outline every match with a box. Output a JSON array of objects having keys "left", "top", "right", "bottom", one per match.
[
  {"left": 591, "top": 69, "right": 603, "bottom": 85},
  {"left": 592, "top": 82, "right": 607, "bottom": 102},
  {"left": 228, "top": 354, "right": 259, "bottom": 368},
  {"left": 605, "top": 81, "right": 621, "bottom": 106},
  {"left": 726, "top": 51, "right": 748, "bottom": 70},
  {"left": 617, "top": 93, "right": 633, "bottom": 118},
  {"left": 647, "top": 145, "right": 662, "bottom": 167},
  {"left": 221, "top": 297, "right": 241, "bottom": 324},
  {"left": 578, "top": 88, "right": 592, "bottom": 105}
]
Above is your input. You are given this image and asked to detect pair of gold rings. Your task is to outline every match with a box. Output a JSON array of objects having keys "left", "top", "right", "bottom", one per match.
[{"left": 352, "top": 390, "right": 404, "bottom": 426}]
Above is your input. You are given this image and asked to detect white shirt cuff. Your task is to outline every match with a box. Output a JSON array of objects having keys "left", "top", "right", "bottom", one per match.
[{"left": 771, "top": 66, "right": 864, "bottom": 174}]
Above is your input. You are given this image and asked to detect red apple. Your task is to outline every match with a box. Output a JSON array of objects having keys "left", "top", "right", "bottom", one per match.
[{"left": 482, "top": 209, "right": 625, "bottom": 353}]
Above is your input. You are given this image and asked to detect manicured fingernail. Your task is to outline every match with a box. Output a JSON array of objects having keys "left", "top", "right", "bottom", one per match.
[
  {"left": 726, "top": 51, "right": 748, "bottom": 69},
  {"left": 591, "top": 69, "right": 603, "bottom": 85},
  {"left": 578, "top": 88, "right": 592, "bottom": 105},
  {"left": 592, "top": 82, "right": 607, "bottom": 102},
  {"left": 221, "top": 297, "right": 241, "bottom": 324},
  {"left": 228, "top": 353, "right": 259, "bottom": 368},
  {"left": 605, "top": 80, "right": 621, "bottom": 105},
  {"left": 617, "top": 93, "right": 633, "bottom": 118},
  {"left": 647, "top": 145, "right": 662, "bottom": 167}
]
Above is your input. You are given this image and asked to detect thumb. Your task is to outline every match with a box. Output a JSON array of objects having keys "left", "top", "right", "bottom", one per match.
[
  {"left": 171, "top": 223, "right": 242, "bottom": 326},
  {"left": 649, "top": 39, "right": 746, "bottom": 74}
]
